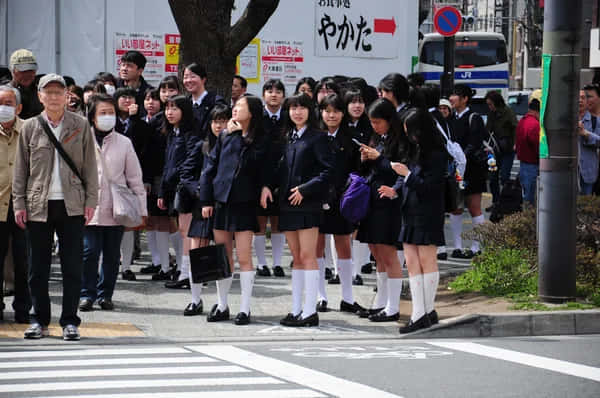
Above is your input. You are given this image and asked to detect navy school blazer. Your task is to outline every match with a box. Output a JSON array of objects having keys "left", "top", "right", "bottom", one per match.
[{"left": 159, "top": 127, "right": 200, "bottom": 199}]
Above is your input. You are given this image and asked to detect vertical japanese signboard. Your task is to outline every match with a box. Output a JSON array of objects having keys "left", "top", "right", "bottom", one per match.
[
  {"left": 114, "top": 32, "right": 165, "bottom": 80},
  {"left": 164, "top": 34, "right": 180, "bottom": 76},
  {"left": 261, "top": 39, "right": 304, "bottom": 85},
  {"left": 314, "top": 0, "right": 398, "bottom": 58}
]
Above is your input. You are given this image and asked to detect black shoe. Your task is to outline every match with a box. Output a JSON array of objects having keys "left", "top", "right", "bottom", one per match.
[
  {"left": 256, "top": 265, "right": 271, "bottom": 277},
  {"left": 451, "top": 249, "right": 467, "bottom": 259},
  {"left": 165, "top": 278, "right": 190, "bottom": 289},
  {"left": 98, "top": 299, "right": 114, "bottom": 310},
  {"left": 437, "top": 252, "right": 448, "bottom": 261},
  {"left": 352, "top": 275, "right": 364, "bottom": 286},
  {"left": 340, "top": 300, "right": 366, "bottom": 314},
  {"left": 151, "top": 270, "right": 171, "bottom": 281},
  {"left": 428, "top": 310, "right": 439, "bottom": 325},
  {"left": 316, "top": 300, "right": 329, "bottom": 312},
  {"left": 485, "top": 204, "right": 496, "bottom": 213},
  {"left": 285, "top": 312, "right": 319, "bottom": 327},
  {"left": 324, "top": 268, "right": 333, "bottom": 280},
  {"left": 360, "top": 263, "right": 373, "bottom": 274},
  {"left": 368, "top": 310, "right": 400, "bottom": 322},
  {"left": 399, "top": 313, "right": 432, "bottom": 334},
  {"left": 462, "top": 249, "right": 476, "bottom": 259},
  {"left": 122, "top": 270, "right": 136, "bottom": 281},
  {"left": 79, "top": 298, "right": 93, "bottom": 312},
  {"left": 280, "top": 312, "right": 301, "bottom": 326},
  {"left": 234, "top": 312, "right": 251, "bottom": 325},
  {"left": 184, "top": 301, "right": 203, "bottom": 316},
  {"left": 170, "top": 269, "right": 180, "bottom": 281},
  {"left": 273, "top": 265, "right": 285, "bottom": 277},
  {"left": 15, "top": 313, "right": 30, "bottom": 324},
  {"left": 357, "top": 307, "right": 384, "bottom": 318},
  {"left": 207, "top": 304, "right": 230, "bottom": 322},
  {"left": 328, "top": 275, "right": 340, "bottom": 285},
  {"left": 140, "top": 264, "right": 161, "bottom": 274}
]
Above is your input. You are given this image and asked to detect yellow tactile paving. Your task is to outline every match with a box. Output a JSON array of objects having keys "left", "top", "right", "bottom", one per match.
[{"left": 0, "top": 322, "right": 145, "bottom": 338}]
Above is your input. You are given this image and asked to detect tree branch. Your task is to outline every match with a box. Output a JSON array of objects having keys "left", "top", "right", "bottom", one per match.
[{"left": 227, "top": 0, "right": 279, "bottom": 56}]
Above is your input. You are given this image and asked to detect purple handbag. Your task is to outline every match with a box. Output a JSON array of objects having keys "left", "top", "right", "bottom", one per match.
[{"left": 340, "top": 173, "right": 371, "bottom": 224}]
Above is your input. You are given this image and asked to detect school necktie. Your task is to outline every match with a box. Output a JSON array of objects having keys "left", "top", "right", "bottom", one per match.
[
  {"left": 291, "top": 132, "right": 299, "bottom": 143},
  {"left": 327, "top": 135, "right": 334, "bottom": 142},
  {"left": 271, "top": 115, "right": 278, "bottom": 123}
]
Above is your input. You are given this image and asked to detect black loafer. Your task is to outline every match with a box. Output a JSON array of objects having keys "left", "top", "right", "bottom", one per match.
[
  {"left": 328, "top": 275, "right": 340, "bottom": 285},
  {"left": 165, "top": 278, "right": 190, "bottom": 289},
  {"left": 256, "top": 265, "right": 271, "bottom": 277},
  {"left": 340, "top": 300, "right": 366, "bottom": 314},
  {"left": 428, "top": 310, "right": 439, "bottom": 325},
  {"left": 437, "top": 252, "right": 448, "bottom": 261},
  {"left": 184, "top": 301, "right": 203, "bottom": 316},
  {"left": 399, "top": 313, "right": 432, "bottom": 334},
  {"left": 285, "top": 312, "right": 319, "bottom": 327},
  {"left": 280, "top": 312, "right": 300, "bottom": 326},
  {"left": 207, "top": 304, "right": 230, "bottom": 322},
  {"left": 360, "top": 263, "right": 373, "bottom": 274},
  {"left": 234, "top": 312, "right": 251, "bottom": 325},
  {"left": 140, "top": 264, "right": 161, "bottom": 274},
  {"left": 273, "top": 265, "right": 285, "bottom": 277},
  {"left": 122, "top": 269, "right": 137, "bottom": 280},
  {"left": 316, "top": 300, "right": 329, "bottom": 312},
  {"left": 352, "top": 275, "right": 364, "bottom": 285},
  {"left": 357, "top": 307, "right": 384, "bottom": 318},
  {"left": 151, "top": 270, "right": 171, "bottom": 281},
  {"left": 98, "top": 299, "right": 114, "bottom": 310},
  {"left": 324, "top": 268, "right": 333, "bottom": 280},
  {"left": 79, "top": 298, "right": 93, "bottom": 312},
  {"left": 451, "top": 249, "right": 467, "bottom": 259},
  {"left": 368, "top": 310, "right": 400, "bottom": 322}
]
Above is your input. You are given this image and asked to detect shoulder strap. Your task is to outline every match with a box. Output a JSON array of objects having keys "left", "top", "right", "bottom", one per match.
[{"left": 37, "top": 115, "right": 86, "bottom": 189}]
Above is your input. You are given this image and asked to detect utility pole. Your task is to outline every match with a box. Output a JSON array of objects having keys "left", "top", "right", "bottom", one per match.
[
  {"left": 537, "top": 0, "right": 582, "bottom": 303},
  {"left": 441, "top": 36, "right": 456, "bottom": 98}
]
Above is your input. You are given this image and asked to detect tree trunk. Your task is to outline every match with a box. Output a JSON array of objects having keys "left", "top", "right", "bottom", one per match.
[{"left": 169, "top": 0, "right": 279, "bottom": 99}]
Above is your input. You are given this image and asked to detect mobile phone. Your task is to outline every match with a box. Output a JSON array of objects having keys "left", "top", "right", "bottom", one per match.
[{"left": 351, "top": 138, "right": 362, "bottom": 146}]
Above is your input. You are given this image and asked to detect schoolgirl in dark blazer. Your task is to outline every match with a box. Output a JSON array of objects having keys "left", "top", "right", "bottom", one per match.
[
  {"left": 261, "top": 93, "right": 334, "bottom": 327},
  {"left": 199, "top": 95, "right": 269, "bottom": 326},
  {"left": 385, "top": 108, "right": 448, "bottom": 334},
  {"left": 177, "top": 104, "right": 231, "bottom": 317},
  {"left": 356, "top": 98, "right": 409, "bottom": 323},
  {"left": 344, "top": 89, "right": 373, "bottom": 145},
  {"left": 315, "top": 93, "right": 365, "bottom": 314}
]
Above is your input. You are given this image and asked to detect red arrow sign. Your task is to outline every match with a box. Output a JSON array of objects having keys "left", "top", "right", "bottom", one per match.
[{"left": 374, "top": 17, "right": 396, "bottom": 35}]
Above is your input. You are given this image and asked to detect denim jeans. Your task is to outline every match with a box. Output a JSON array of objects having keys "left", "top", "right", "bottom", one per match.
[
  {"left": 81, "top": 225, "right": 125, "bottom": 302},
  {"left": 519, "top": 162, "right": 539, "bottom": 205},
  {"left": 490, "top": 151, "right": 516, "bottom": 203},
  {"left": 26, "top": 200, "right": 85, "bottom": 327},
  {"left": 579, "top": 175, "right": 595, "bottom": 196}
]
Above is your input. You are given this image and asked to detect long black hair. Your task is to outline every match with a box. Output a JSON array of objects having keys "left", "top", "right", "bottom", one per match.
[
  {"left": 367, "top": 98, "right": 409, "bottom": 162},
  {"left": 235, "top": 94, "right": 264, "bottom": 145},
  {"left": 282, "top": 93, "right": 318, "bottom": 135},
  {"left": 402, "top": 108, "right": 446, "bottom": 163},
  {"left": 204, "top": 103, "right": 231, "bottom": 154},
  {"left": 161, "top": 95, "right": 195, "bottom": 135},
  {"left": 294, "top": 76, "right": 316, "bottom": 96},
  {"left": 378, "top": 73, "right": 409, "bottom": 106}
]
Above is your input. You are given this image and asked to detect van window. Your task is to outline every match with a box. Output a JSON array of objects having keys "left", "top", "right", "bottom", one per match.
[{"left": 421, "top": 39, "right": 508, "bottom": 67}]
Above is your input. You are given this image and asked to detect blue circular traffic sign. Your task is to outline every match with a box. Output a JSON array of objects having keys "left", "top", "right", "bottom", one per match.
[{"left": 434, "top": 6, "right": 462, "bottom": 37}]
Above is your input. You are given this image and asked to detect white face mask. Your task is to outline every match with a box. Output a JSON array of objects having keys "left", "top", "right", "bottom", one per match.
[
  {"left": 96, "top": 114, "right": 116, "bottom": 132},
  {"left": 0, "top": 105, "right": 16, "bottom": 123},
  {"left": 104, "top": 84, "right": 116, "bottom": 96}
]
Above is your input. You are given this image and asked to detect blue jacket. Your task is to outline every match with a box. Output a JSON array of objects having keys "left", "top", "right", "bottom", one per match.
[
  {"left": 579, "top": 112, "right": 600, "bottom": 184},
  {"left": 159, "top": 127, "right": 200, "bottom": 199}
]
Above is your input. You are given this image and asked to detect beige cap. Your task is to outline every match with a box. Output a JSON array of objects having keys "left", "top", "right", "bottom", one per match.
[
  {"left": 38, "top": 73, "right": 66, "bottom": 91},
  {"left": 9, "top": 49, "right": 38, "bottom": 72},
  {"left": 439, "top": 98, "right": 452, "bottom": 109}
]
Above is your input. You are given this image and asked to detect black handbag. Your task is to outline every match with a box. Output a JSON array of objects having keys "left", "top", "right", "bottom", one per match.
[
  {"left": 444, "top": 173, "right": 460, "bottom": 213},
  {"left": 174, "top": 183, "right": 195, "bottom": 214},
  {"left": 189, "top": 244, "right": 232, "bottom": 283}
]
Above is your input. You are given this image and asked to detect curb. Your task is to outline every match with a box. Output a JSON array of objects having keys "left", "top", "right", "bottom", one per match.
[{"left": 399, "top": 310, "right": 600, "bottom": 339}]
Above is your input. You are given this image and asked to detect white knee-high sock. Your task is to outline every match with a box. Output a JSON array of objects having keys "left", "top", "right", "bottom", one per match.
[
  {"left": 384, "top": 278, "right": 402, "bottom": 315},
  {"left": 147, "top": 231, "right": 160, "bottom": 265},
  {"left": 155, "top": 231, "right": 171, "bottom": 272},
  {"left": 374, "top": 272, "right": 388, "bottom": 309},
  {"left": 317, "top": 257, "right": 328, "bottom": 301},
  {"left": 120, "top": 231, "right": 134, "bottom": 272},
  {"left": 271, "top": 233, "right": 285, "bottom": 267},
  {"left": 409, "top": 274, "right": 426, "bottom": 322},
  {"left": 216, "top": 277, "right": 233, "bottom": 311},
  {"left": 170, "top": 232, "right": 183, "bottom": 268},
  {"left": 423, "top": 271, "right": 439, "bottom": 313},
  {"left": 449, "top": 214, "right": 463, "bottom": 250},
  {"left": 324, "top": 235, "right": 335, "bottom": 270},
  {"left": 254, "top": 235, "right": 267, "bottom": 266},
  {"left": 470, "top": 214, "right": 485, "bottom": 252},
  {"left": 179, "top": 255, "right": 190, "bottom": 280},
  {"left": 190, "top": 282, "right": 202, "bottom": 305},
  {"left": 337, "top": 258, "right": 354, "bottom": 304},
  {"left": 239, "top": 271, "right": 254, "bottom": 315},
  {"left": 291, "top": 269, "right": 304, "bottom": 316},
  {"left": 302, "top": 269, "right": 319, "bottom": 318},
  {"left": 353, "top": 240, "right": 370, "bottom": 276}
]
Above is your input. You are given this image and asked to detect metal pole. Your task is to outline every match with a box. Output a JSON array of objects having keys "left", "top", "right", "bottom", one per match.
[
  {"left": 441, "top": 35, "right": 455, "bottom": 99},
  {"left": 537, "top": 0, "right": 582, "bottom": 303}
]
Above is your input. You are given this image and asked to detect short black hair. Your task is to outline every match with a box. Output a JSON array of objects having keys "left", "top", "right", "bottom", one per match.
[
  {"left": 529, "top": 98, "right": 540, "bottom": 112},
  {"left": 95, "top": 72, "right": 118, "bottom": 87},
  {"left": 295, "top": 77, "right": 316, "bottom": 95},
  {"left": 120, "top": 51, "right": 147, "bottom": 69},
  {"left": 158, "top": 75, "right": 182, "bottom": 93},
  {"left": 87, "top": 93, "right": 116, "bottom": 127},
  {"left": 484, "top": 90, "right": 506, "bottom": 108},
  {"left": 144, "top": 87, "right": 160, "bottom": 101},
  {"left": 262, "top": 79, "right": 285, "bottom": 95},
  {"left": 63, "top": 76, "right": 76, "bottom": 87},
  {"left": 114, "top": 87, "right": 136, "bottom": 101},
  {"left": 583, "top": 83, "right": 600, "bottom": 97},
  {"left": 233, "top": 75, "right": 248, "bottom": 88},
  {"left": 453, "top": 84, "right": 475, "bottom": 100},
  {"left": 407, "top": 73, "right": 425, "bottom": 88},
  {"left": 282, "top": 93, "right": 318, "bottom": 132},
  {"left": 209, "top": 103, "right": 232, "bottom": 121},
  {"left": 185, "top": 63, "right": 207, "bottom": 80},
  {"left": 378, "top": 73, "right": 410, "bottom": 103}
]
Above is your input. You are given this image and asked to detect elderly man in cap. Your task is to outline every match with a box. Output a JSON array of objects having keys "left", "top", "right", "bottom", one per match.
[
  {"left": 8, "top": 49, "right": 43, "bottom": 119},
  {"left": 12, "top": 73, "right": 98, "bottom": 340}
]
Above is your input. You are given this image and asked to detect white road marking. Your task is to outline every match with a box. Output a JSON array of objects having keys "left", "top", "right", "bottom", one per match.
[
  {"left": 188, "top": 345, "right": 403, "bottom": 398},
  {"left": 0, "top": 377, "right": 284, "bottom": 393},
  {"left": 37, "top": 390, "right": 326, "bottom": 398},
  {"left": 0, "top": 347, "right": 189, "bottom": 359},
  {"left": 429, "top": 341, "right": 600, "bottom": 382},
  {"left": 0, "top": 356, "right": 217, "bottom": 369}
]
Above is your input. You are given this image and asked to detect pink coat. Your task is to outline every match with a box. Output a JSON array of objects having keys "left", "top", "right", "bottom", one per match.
[{"left": 88, "top": 131, "right": 148, "bottom": 226}]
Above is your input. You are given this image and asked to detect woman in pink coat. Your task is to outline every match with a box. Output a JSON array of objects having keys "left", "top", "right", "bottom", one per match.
[{"left": 79, "top": 94, "right": 147, "bottom": 311}]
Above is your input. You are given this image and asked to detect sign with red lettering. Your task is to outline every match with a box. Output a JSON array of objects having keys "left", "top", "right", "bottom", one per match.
[
  {"left": 261, "top": 39, "right": 304, "bottom": 84},
  {"left": 114, "top": 32, "right": 165, "bottom": 81}
]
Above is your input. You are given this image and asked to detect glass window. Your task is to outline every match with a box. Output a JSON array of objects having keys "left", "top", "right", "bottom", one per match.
[{"left": 421, "top": 39, "right": 508, "bottom": 67}]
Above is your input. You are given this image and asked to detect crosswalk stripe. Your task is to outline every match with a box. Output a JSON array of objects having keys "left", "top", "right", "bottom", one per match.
[
  {"left": 37, "top": 389, "right": 326, "bottom": 398},
  {"left": 0, "top": 356, "right": 217, "bottom": 369},
  {"left": 0, "top": 347, "right": 189, "bottom": 359},
  {"left": 0, "top": 377, "right": 285, "bottom": 393},
  {"left": 0, "top": 365, "right": 249, "bottom": 380}
]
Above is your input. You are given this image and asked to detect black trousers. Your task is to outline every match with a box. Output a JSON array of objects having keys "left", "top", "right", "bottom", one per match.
[
  {"left": 26, "top": 200, "right": 84, "bottom": 327},
  {"left": 0, "top": 202, "right": 31, "bottom": 318}
]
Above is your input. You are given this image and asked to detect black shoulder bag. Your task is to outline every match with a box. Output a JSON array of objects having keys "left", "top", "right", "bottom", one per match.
[{"left": 37, "top": 115, "right": 86, "bottom": 190}]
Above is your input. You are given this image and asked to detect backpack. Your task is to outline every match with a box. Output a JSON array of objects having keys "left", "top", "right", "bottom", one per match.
[
  {"left": 340, "top": 173, "right": 371, "bottom": 224},
  {"left": 489, "top": 178, "right": 523, "bottom": 223}
]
